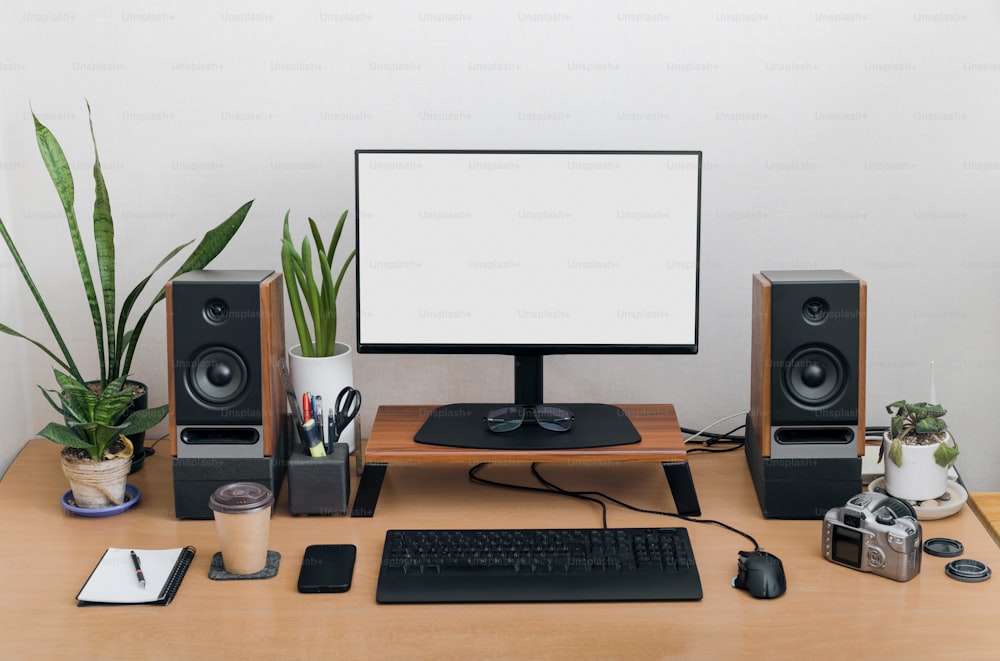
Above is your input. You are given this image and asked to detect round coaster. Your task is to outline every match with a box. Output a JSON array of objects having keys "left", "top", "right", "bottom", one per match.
[
  {"left": 923, "top": 538, "right": 964, "bottom": 558},
  {"left": 944, "top": 559, "right": 991, "bottom": 583}
]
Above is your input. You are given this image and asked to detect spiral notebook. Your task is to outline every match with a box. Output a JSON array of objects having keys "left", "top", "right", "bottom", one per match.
[{"left": 76, "top": 546, "right": 196, "bottom": 606}]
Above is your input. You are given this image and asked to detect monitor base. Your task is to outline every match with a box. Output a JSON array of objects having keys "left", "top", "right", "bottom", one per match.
[{"left": 414, "top": 403, "right": 641, "bottom": 450}]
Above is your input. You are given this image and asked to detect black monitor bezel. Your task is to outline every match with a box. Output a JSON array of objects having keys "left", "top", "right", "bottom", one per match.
[{"left": 354, "top": 148, "right": 702, "bottom": 358}]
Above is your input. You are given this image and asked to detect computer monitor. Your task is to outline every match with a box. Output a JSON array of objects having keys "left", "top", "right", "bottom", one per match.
[{"left": 355, "top": 150, "right": 701, "bottom": 450}]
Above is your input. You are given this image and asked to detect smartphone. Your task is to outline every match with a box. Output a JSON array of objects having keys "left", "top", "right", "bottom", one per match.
[{"left": 297, "top": 544, "right": 357, "bottom": 593}]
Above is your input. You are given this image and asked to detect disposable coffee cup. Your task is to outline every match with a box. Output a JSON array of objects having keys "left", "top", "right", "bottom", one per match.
[{"left": 208, "top": 482, "right": 274, "bottom": 575}]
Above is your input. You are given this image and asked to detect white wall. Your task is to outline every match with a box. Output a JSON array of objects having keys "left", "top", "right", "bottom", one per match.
[{"left": 1, "top": 2, "right": 999, "bottom": 488}]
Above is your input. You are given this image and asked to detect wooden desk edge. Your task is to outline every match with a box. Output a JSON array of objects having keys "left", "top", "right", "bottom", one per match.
[{"left": 968, "top": 492, "right": 1000, "bottom": 548}]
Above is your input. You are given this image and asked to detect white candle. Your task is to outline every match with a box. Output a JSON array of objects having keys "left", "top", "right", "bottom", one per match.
[{"left": 929, "top": 360, "right": 936, "bottom": 404}]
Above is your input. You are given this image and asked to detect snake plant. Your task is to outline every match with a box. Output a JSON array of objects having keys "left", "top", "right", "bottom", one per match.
[
  {"left": 0, "top": 103, "right": 252, "bottom": 389},
  {"left": 281, "top": 210, "right": 356, "bottom": 357},
  {"left": 38, "top": 369, "right": 170, "bottom": 462}
]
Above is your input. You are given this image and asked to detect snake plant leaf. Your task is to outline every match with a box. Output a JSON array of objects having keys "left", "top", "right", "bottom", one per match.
[
  {"left": 90, "top": 376, "right": 133, "bottom": 426},
  {"left": 309, "top": 216, "right": 329, "bottom": 269},
  {"left": 299, "top": 236, "right": 325, "bottom": 351},
  {"left": 118, "top": 404, "right": 171, "bottom": 436},
  {"left": 38, "top": 383, "right": 75, "bottom": 421},
  {"left": 166, "top": 199, "right": 254, "bottom": 284},
  {"left": 309, "top": 216, "right": 334, "bottom": 354},
  {"left": 281, "top": 211, "right": 356, "bottom": 358},
  {"left": 89, "top": 102, "right": 116, "bottom": 386},
  {"left": 33, "top": 112, "right": 106, "bottom": 383},
  {"left": 118, "top": 200, "right": 253, "bottom": 379},
  {"left": 333, "top": 248, "right": 356, "bottom": 299},
  {"left": 111, "top": 239, "right": 194, "bottom": 379},
  {"left": 0, "top": 218, "right": 81, "bottom": 379},
  {"left": 0, "top": 322, "right": 73, "bottom": 375},
  {"left": 327, "top": 210, "right": 349, "bottom": 269},
  {"left": 37, "top": 422, "right": 91, "bottom": 450},
  {"left": 309, "top": 217, "right": 338, "bottom": 354},
  {"left": 282, "top": 213, "right": 313, "bottom": 353}
]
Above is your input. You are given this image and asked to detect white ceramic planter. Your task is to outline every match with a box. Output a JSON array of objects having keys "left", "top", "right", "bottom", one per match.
[
  {"left": 288, "top": 343, "right": 356, "bottom": 452},
  {"left": 882, "top": 432, "right": 952, "bottom": 502}
]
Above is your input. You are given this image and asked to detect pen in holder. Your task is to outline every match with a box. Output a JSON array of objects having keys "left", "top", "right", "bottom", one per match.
[{"left": 287, "top": 440, "right": 351, "bottom": 516}]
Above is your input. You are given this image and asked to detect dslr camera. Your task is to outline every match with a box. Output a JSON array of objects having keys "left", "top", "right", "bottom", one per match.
[{"left": 822, "top": 492, "right": 922, "bottom": 581}]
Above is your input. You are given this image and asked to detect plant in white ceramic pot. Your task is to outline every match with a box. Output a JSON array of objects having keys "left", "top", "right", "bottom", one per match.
[
  {"left": 281, "top": 210, "right": 358, "bottom": 450},
  {"left": 880, "top": 400, "right": 959, "bottom": 502},
  {"left": 0, "top": 103, "right": 252, "bottom": 471}
]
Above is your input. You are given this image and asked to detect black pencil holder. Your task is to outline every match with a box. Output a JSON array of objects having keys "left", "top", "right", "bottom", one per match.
[{"left": 287, "top": 442, "right": 351, "bottom": 515}]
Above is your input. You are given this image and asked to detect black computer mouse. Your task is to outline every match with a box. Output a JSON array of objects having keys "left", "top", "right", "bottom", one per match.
[{"left": 732, "top": 549, "right": 786, "bottom": 599}]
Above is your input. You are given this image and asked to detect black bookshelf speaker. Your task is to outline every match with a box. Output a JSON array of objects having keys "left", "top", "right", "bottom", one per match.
[
  {"left": 167, "top": 270, "right": 285, "bottom": 458},
  {"left": 746, "top": 270, "right": 865, "bottom": 519},
  {"left": 750, "top": 270, "right": 866, "bottom": 459}
]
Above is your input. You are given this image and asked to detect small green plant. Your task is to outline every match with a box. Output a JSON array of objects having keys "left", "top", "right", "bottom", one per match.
[
  {"left": 0, "top": 103, "right": 252, "bottom": 390},
  {"left": 37, "top": 369, "right": 169, "bottom": 462},
  {"left": 884, "top": 400, "right": 959, "bottom": 469},
  {"left": 281, "top": 210, "right": 356, "bottom": 357}
]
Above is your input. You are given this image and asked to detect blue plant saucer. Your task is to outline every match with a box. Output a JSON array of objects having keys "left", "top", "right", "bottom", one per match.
[{"left": 61, "top": 484, "right": 141, "bottom": 517}]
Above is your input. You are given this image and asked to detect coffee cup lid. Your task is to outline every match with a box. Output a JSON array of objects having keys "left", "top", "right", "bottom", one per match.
[{"left": 208, "top": 482, "right": 274, "bottom": 515}]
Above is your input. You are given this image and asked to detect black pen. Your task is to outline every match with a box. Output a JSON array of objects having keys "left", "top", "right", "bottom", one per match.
[{"left": 130, "top": 550, "right": 146, "bottom": 588}]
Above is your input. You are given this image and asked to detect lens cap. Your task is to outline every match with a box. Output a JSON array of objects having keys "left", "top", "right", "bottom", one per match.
[
  {"left": 945, "top": 559, "right": 992, "bottom": 583},
  {"left": 923, "top": 538, "right": 964, "bottom": 558}
]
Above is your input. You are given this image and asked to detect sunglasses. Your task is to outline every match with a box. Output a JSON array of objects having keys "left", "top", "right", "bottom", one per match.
[{"left": 484, "top": 405, "right": 575, "bottom": 433}]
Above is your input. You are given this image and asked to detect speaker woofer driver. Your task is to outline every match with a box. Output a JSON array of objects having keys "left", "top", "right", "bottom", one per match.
[
  {"left": 186, "top": 347, "right": 249, "bottom": 406},
  {"left": 781, "top": 345, "right": 847, "bottom": 409}
]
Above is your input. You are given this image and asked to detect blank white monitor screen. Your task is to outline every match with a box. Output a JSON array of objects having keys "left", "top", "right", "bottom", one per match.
[{"left": 355, "top": 150, "right": 701, "bottom": 355}]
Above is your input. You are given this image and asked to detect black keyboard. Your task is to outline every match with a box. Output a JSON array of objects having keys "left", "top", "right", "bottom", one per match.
[{"left": 376, "top": 527, "right": 703, "bottom": 603}]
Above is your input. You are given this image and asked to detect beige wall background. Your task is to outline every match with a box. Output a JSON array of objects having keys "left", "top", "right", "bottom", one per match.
[{"left": 2, "top": 2, "right": 999, "bottom": 490}]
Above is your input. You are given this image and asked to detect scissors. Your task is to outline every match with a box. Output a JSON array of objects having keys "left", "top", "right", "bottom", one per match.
[{"left": 329, "top": 386, "right": 361, "bottom": 445}]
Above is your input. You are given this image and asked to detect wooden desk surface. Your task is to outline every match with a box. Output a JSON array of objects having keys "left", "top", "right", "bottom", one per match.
[{"left": 3, "top": 438, "right": 1000, "bottom": 660}]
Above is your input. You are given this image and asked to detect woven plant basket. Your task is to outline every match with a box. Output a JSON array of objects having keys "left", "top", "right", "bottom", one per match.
[{"left": 60, "top": 450, "right": 130, "bottom": 509}]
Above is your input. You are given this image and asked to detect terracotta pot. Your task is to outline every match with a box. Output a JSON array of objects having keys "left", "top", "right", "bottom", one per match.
[{"left": 60, "top": 449, "right": 130, "bottom": 509}]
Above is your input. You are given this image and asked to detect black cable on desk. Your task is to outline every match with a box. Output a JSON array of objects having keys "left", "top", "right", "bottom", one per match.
[
  {"left": 468, "top": 462, "right": 610, "bottom": 528},
  {"left": 684, "top": 423, "right": 746, "bottom": 454},
  {"left": 468, "top": 462, "right": 760, "bottom": 552}
]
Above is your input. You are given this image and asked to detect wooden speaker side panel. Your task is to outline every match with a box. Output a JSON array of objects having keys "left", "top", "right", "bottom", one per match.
[
  {"left": 260, "top": 272, "right": 286, "bottom": 456},
  {"left": 166, "top": 280, "right": 179, "bottom": 456},
  {"left": 750, "top": 273, "right": 772, "bottom": 457},
  {"left": 857, "top": 278, "right": 867, "bottom": 456}
]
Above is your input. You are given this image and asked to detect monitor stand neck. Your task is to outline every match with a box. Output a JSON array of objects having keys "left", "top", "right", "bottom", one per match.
[{"left": 514, "top": 355, "right": 543, "bottom": 406}]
